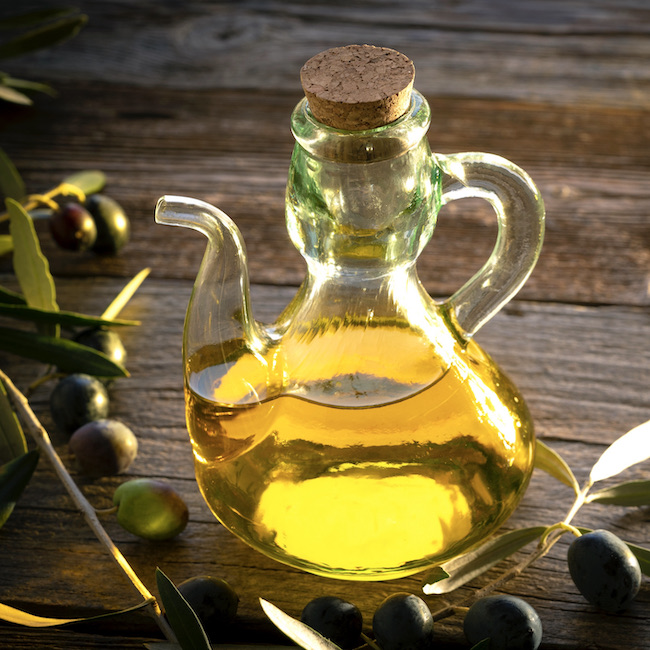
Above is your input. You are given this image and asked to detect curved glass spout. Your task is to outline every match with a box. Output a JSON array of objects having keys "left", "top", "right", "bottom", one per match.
[{"left": 154, "top": 195, "right": 266, "bottom": 374}]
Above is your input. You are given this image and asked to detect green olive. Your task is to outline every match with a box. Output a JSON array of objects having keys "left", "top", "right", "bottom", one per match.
[
  {"left": 113, "top": 478, "right": 188, "bottom": 541},
  {"left": 85, "top": 194, "right": 130, "bottom": 254}
]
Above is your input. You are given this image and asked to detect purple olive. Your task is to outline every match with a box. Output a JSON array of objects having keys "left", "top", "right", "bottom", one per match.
[
  {"left": 50, "top": 202, "right": 97, "bottom": 251},
  {"left": 464, "top": 595, "right": 542, "bottom": 650},
  {"left": 69, "top": 419, "right": 137, "bottom": 477},
  {"left": 49, "top": 373, "right": 109, "bottom": 435},
  {"left": 372, "top": 593, "right": 435, "bottom": 650},
  {"left": 177, "top": 576, "right": 239, "bottom": 640},
  {"left": 568, "top": 530, "right": 642, "bottom": 612},
  {"left": 301, "top": 596, "right": 363, "bottom": 649},
  {"left": 73, "top": 327, "right": 127, "bottom": 374}
]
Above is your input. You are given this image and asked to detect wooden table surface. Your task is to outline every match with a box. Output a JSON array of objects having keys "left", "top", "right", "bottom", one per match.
[{"left": 1, "top": 1, "right": 649, "bottom": 648}]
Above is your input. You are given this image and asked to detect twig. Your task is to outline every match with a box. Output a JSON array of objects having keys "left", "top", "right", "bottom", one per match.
[
  {"left": 0, "top": 369, "right": 177, "bottom": 643},
  {"left": 0, "top": 183, "right": 86, "bottom": 223},
  {"left": 25, "top": 368, "right": 61, "bottom": 398},
  {"left": 467, "top": 530, "right": 563, "bottom": 602},
  {"left": 459, "top": 488, "right": 590, "bottom": 604},
  {"left": 432, "top": 605, "right": 468, "bottom": 621},
  {"left": 360, "top": 632, "right": 381, "bottom": 650}
]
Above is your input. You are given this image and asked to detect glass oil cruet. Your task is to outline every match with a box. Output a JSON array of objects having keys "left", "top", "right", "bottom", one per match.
[{"left": 155, "top": 45, "right": 545, "bottom": 581}]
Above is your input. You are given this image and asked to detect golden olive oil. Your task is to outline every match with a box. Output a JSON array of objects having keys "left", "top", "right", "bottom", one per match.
[{"left": 185, "top": 321, "right": 534, "bottom": 580}]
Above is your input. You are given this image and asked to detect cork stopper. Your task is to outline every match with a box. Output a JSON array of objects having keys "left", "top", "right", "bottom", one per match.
[{"left": 300, "top": 44, "right": 415, "bottom": 131}]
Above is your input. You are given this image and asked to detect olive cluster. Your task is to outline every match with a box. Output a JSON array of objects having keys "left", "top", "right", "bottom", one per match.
[
  {"left": 299, "top": 533, "right": 643, "bottom": 650},
  {"left": 49, "top": 194, "right": 130, "bottom": 254},
  {"left": 300, "top": 592, "right": 542, "bottom": 649},
  {"left": 48, "top": 328, "right": 189, "bottom": 542},
  {"left": 301, "top": 593, "right": 507, "bottom": 650}
]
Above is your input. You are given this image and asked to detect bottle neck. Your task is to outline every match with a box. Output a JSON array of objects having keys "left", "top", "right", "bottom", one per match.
[
  {"left": 286, "top": 90, "right": 442, "bottom": 274},
  {"left": 291, "top": 90, "right": 431, "bottom": 162},
  {"left": 277, "top": 258, "right": 441, "bottom": 344}
]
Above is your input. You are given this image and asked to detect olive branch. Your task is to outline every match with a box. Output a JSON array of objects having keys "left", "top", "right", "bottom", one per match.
[{"left": 0, "top": 7, "right": 87, "bottom": 106}]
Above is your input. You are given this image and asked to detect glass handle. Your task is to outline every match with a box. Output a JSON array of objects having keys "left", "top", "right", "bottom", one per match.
[{"left": 438, "top": 152, "right": 545, "bottom": 338}]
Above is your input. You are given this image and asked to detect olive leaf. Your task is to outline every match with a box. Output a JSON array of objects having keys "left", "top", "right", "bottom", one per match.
[
  {"left": 260, "top": 598, "right": 342, "bottom": 650},
  {"left": 0, "top": 83, "right": 31, "bottom": 105},
  {"left": 0, "top": 326, "right": 128, "bottom": 378},
  {"left": 0, "top": 74, "right": 56, "bottom": 97},
  {"left": 0, "top": 286, "right": 26, "bottom": 304},
  {"left": 626, "top": 540, "right": 650, "bottom": 577},
  {"left": 0, "top": 378, "right": 27, "bottom": 464},
  {"left": 470, "top": 641, "right": 491, "bottom": 650},
  {"left": 155, "top": 568, "right": 211, "bottom": 650},
  {"left": 0, "top": 449, "right": 39, "bottom": 528},
  {"left": 589, "top": 419, "right": 650, "bottom": 484},
  {"left": 534, "top": 439, "right": 579, "bottom": 495},
  {"left": 0, "top": 597, "right": 153, "bottom": 627},
  {"left": 101, "top": 267, "right": 150, "bottom": 321},
  {"left": 63, "top": 169, "right": 106, "bottom": 196},
  {"left": 0, "top": 14, "right": 87, "bottom": 60},
  {"left": 422, "top": 566, "right": 450, "bottom": 585},
  {"left": 7, "top": 198, "right": 59, "bottom": 337},
  {"left": 0, "top": 7, "right": 79, "bottom": 30},
  {"left": 0, "top": 235, "right": 12, "bottom": 255},
  {"left": 0, "top": 147, "right": 25, "bottom": 200},
  {"left": 0, "top": 303, "right": 139, "bottom": 328},
  {"left": 422, "top": 526, "right": 547, "bottom": 595},
  {"left": 587, "top": 480, "right": 650, "bottom": 507},
  {"left": 0, "top": 601, "right": 82, "bottom": 627}
]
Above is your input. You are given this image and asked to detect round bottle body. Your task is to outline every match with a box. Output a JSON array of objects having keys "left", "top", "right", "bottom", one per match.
[
  {"left": 185, "top": 314, "right": 535, "bottom": 580},
  {"left": 176, "top": 88, "right": 540, "bottom": 580}
]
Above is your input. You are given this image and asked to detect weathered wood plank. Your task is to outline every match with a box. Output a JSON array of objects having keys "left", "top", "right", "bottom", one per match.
[
  {"left": 3, "top": 1, "right": 650, "bottom": 109},
  {"left": 1, "top": 85, "right": 649, "bottom": 307}
]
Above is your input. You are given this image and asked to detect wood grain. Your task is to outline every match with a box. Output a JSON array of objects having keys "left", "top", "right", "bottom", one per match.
[
  {"left": 1, "top": 84, "right": 649, "bottom": 307},
  {"left": 4, "top": 1, "right": 650, "bottom": 108}
]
